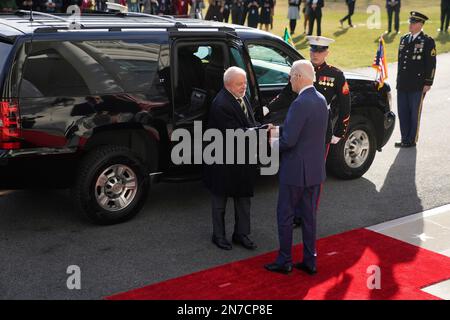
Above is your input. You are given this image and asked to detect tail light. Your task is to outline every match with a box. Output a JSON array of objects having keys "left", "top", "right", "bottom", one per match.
[{"left": 0, "top": 99, "right": 21, "bottom": 149}]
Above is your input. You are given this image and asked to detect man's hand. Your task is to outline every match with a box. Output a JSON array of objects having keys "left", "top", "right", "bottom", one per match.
[
  {"left": 423, "top": 85, "right": 431, "bottom": 94},
  {"left": 266, "top": 123, "right": 275, "bottom": 131},
  {"left": 312, "top": 4, "right": 317, "bottom": 10},
  {"left": 331, "top": 135, "right": 341, "bottom": 144}
]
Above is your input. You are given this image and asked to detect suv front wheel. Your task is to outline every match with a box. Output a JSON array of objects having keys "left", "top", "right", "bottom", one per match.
[
  {"left": 74, "top": 145, "right": 149, "bottom": 225},
  {"left": 327, "top": 116, "right": 377, "bottom": 180}
]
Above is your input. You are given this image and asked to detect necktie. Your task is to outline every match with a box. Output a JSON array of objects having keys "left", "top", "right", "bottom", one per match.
[{"left": 237, "top": 98, "right": 248, "bottom": 118}]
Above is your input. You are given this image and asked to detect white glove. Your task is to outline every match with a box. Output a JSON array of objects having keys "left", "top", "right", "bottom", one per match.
[
  {"left": 263, "top": 106, "right": 270, "bottom": 117},
  {"left": 331, "top": 135, "right": 341, "bottom": 144}
]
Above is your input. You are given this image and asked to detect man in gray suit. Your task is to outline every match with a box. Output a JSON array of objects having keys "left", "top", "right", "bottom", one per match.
[{"left": 265, "top": 60, "right": 328, "bottom": 275}]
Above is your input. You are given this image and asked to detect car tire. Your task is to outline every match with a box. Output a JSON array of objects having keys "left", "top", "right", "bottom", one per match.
[
  {"left": 327, "top": 117, "right": 377, "bottom": 180},
  {"left": 74, "top": 145, "right": 149, "bottom": 225}
]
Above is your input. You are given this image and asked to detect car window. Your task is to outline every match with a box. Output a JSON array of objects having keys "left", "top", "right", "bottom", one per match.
[
  {"left": 0, "top": 41, "right": 12, "bottom": 75},
  {"left": 20, "top": 40, "right": 161, "bottom": 98},
  {"left": 247, "top": 43, "right": 293, "bottom": 86}
]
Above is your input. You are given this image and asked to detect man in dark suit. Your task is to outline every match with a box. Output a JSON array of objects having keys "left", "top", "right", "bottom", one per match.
[
  {"left": 395, "top": 11, "right": 436, "bottom": 148},
  {"left": 306, "top": 0, "right": 324, "bottom": 36},
  {"left": 204, "top": 66, "right": 265, "bottom": 251},
  {"left": 386, "top": 0, "right": 401, "bottom": 34},
  {"left": 440, "top": 0, "right": 450, "bottom": 32},
  {"left": 265, "top": 60, "right": 328, "bottom": 275}
]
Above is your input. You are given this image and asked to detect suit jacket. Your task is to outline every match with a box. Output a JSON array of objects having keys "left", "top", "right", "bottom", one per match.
[
  {"left": 278, "top": 86, "right": 328, "bottom": 187},
  {"left": 203, "top": 88, "right": 258, "bottom": 197},
  {"left": 307, "top": 0, "right": 324, "bottom": 8},
  {"left": 386, "top": 0, "right": 400, "bottom": 8}
]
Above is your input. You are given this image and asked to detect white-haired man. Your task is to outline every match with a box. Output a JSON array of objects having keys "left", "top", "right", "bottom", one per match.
[
  {"left": 204, "top": 66, "right": 268, "bottom": 251},
  {"left": 265, "top": 60, "right": 328, "bottom": 275}
]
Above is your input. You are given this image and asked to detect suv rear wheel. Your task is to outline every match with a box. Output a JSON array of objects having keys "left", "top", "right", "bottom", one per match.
[
  {"left": 327, "top": 116, "right": 377, "bottom": 180},
  {"left": 74, "top": 145, "right": 149, "bottom": 225}
]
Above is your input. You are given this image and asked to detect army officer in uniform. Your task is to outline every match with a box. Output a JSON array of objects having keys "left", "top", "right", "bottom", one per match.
[{"left": 395, "top": 11, "right": 436, "bottom": 148}]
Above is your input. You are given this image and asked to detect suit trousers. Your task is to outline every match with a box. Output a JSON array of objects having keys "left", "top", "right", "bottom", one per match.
[
  {"left": 276, "top": 183, "right": 321, "bottom": 269},
  {"left": 387, "top": 5, "right": 400, "bottom": 32},
  {"left": 308, "top": 7, "right": 322, "bottom": 36},
  {"left": 211, "top": 194, "right": 251, "bottom": 238},
  {"left": 397, "top": 90, "right": 425, "bottom": 144}
]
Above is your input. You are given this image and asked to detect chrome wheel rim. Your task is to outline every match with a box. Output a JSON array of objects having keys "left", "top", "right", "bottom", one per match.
[
  {"left": 344, "top": 130, "right": 370, "bottom": 168},
  {"left": 95, "top": 164, "right": 138, "bottom": 212}
]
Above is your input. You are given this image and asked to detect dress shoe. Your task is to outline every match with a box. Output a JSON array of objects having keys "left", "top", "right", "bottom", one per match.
[
  {"left": 212, "top": 236, "right": 232, "bottom": 250},
  {"left": 232, "top": 234, "right": 257, "bottom": 250},
  {"left": 264, "top": 263, "right": 293, "bottom": 275},
  {"left": 294, "top": 262, "right": 317, "bottom": 275},
  {"left": 293, "top": 217, "right": 302, "bottom": 228},
  {"left": 395, "top": 141, "right": 416, "bottom": 148}
]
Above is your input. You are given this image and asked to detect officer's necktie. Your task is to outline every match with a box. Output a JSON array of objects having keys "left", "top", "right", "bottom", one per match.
[{"left": 237, "top": 98, "right": 248, "bottom": 118}]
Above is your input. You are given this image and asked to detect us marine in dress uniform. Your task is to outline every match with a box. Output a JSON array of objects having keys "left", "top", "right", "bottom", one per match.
[{"left": 395, "top": 11, "right": 436, "bottom": 148}]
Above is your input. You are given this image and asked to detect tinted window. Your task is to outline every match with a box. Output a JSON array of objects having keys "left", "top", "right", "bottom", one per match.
[
  {"left": 20, "top": 40, "right": 161, "bottom": 97},
  {"left": 247, "top": 44, "right": 293, "bottom": 86},
  {"left": 0, "top": 41, "right": 12, "bottom": 74}
]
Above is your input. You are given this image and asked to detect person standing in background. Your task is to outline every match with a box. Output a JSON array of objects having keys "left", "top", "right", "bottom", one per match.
[
  {"left": 340, "top": 0, "right": 356, "bottom": 28},
  {"left": 302, "top": 0, "right": 309, "bottom": 34},
  {"left": 223, "top": 0, "right": 233, "bottom": 22},
  {"left": 270, "top": 0, "right": 275, "bottom": 30},
  {"left": 439, "top": 0, "right": 450, "bottom": 32},
  {"left": 386, "top": 0, "right": 401, "bottom": 34},
  {"left": 259, "top": 0, "right": 273, "bottom": 31},
  {"left": 306, "top": 0, "right": 324, "bottom": 36},
  {"left": 246, "top": 0, "right": 259, "bottom": 28},
  {"left": 231, "top": 0, "right": 245, "bottom": 25},
  {"left": 395, "top": 11, "right": 436, "bottom": 148},
  {"left": 288, "top": 0, "right": 301, "bottom": 35},
  {"left": 205, "top": 0, "right": 224, "bottom": 21}
]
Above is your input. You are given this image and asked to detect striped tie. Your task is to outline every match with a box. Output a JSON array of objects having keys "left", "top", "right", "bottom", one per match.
[{"left": 237, "top": 98, "right": 248, "bottom": 118}]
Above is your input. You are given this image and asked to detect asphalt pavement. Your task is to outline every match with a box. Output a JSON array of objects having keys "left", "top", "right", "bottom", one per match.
[{"left": 0, "top": 53, "right": 449, "bottom": 300}]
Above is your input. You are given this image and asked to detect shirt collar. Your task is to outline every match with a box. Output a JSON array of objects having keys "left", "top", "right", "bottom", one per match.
[
  {"left": 411, "top": 30, "right": 422, "bottom": 40},
  {"left": 298, "top": 85, "right": 314, "bottom": 96}
]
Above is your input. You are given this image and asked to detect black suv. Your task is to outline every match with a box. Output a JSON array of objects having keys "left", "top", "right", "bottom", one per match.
[{"left": 0, "top": 11, "right": 395, "bottom": 224}]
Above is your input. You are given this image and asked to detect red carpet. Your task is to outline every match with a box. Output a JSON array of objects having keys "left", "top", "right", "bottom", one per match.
[{"left": 107, "top": 229, "right": 450, "bottom": 300}]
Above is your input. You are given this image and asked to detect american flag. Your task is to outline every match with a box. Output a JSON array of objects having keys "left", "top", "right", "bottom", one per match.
[{"left": 372, "top": 36, "right": 388, "bottom": 89}]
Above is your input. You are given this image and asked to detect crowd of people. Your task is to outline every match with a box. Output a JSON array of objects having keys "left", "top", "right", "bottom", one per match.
[{"left": 2, "top": 1, "right": 449, "bottom": 35}]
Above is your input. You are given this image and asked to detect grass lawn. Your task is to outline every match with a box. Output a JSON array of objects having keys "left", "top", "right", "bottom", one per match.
[{"left": 212, "top": 0, "right": 450, "bottom": 69}]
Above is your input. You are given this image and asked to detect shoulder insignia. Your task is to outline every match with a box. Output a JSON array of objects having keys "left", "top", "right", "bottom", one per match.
[
  {"left": 431, "top": 48, "right": 436, "bottom": 56},
  {"left": 342, "top": 81, "right": 350, "bottom": 95}
]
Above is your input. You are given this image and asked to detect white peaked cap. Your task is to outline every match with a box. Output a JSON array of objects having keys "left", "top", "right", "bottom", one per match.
[{"left": 306, "top": 36, "right": 335, "bottom": 47}]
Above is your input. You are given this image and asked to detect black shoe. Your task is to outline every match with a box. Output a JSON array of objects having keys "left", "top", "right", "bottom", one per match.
[
  {"left": 293, "top": 217, "right": 302, "bottom": 228},
  {"left": 264, "top": 263, "right": 293, "bottom": 275},
  {"left": 212, "top": 236, "right": 232, "bottom": 250},
  {"left": 395, "top": 141, "right": 416, "bottom": 148},
  {"left": 232, "top": 234, "right": 257, "bottom": 250},
  {"left": 339, "top": 20, "right": 343, "bottom": 28},
  {"left": 294, "top": 262, "right": 317, "bottom": 275}
]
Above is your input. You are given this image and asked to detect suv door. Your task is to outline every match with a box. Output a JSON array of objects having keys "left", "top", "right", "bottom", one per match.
[
  {"left": 244, "top": 39, "right": 302, "bottom": 125},
  {"left": 168, "top": 31, "right": 232, "bottom": 175}
]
